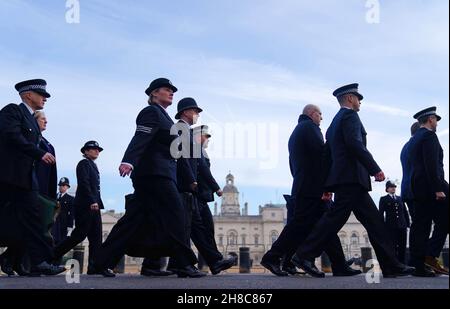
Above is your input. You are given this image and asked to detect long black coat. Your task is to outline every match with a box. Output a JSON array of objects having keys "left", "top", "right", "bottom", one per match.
[
  {"left": 379, "top": 194, "right": 410, "bottom": 229},
  {"left": 35, "top": 136, "right": 57, "bottom": 199},
  {"left": 122, "top": 103, "right": 193, "bottom": 185},
  {"left": 51, "top": 192, "right": 75, "bottom": 244},
  {"left": 288, "top": 114, "right": 326, "bottom": 198},
  {"left": 324, "top": 108, "right": 381, "bottom": 192},
  {"left": 74, "top": 158, "right": 104, "bottom": 210},
  {"left": 0, "top": 103, "right": 46, "bottom": 190},
  {"left": 197, "top": 152, "right": 221, "bottom": 203},
  {"left": 408, "top": 127, "right": 448, "bottom": 200}
]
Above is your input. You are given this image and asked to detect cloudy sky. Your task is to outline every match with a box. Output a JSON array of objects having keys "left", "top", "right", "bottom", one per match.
[{"left": 0, "top": 0, "right": 448, "bottom": 214}]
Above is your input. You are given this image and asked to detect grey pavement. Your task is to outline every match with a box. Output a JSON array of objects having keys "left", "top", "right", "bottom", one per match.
[{"left": 0, "top": 273, "right": 448, "bottom": 289}]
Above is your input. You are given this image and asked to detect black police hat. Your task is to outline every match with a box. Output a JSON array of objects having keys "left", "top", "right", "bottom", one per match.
[
  {"left": 413, "top": 106, "right": 441, "bottom": 122},
  {"left": 15, "top": 79, "right": 51, "bottom": 98},
  {"left": 145, "top": 78, "right": 178, "bottom": 96},
  {"left": 80, "top": 140, "right": 104, "bottom": 153},
  {"left": 58, "top": 177, "right": 70, "bottom": 187},
  {"left": 193, "top": 125, "right": 211, "bottom": 137},
  {"left": 333, "top": 83, "right": 363, "bottom": 101},
  {"left": 385, "top": 180, "right": 397, "bottom": 192},
  {"left": 175, "top": 97, "right": 203, "bottom": 120}
]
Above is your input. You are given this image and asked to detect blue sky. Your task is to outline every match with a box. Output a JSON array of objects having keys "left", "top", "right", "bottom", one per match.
[{"left": 0, "top": 0, "right": 448, "bottom": 214}]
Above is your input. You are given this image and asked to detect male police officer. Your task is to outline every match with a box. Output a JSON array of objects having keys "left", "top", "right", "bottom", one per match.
[
  {"left": 379, "top": 181, "right": 410, "bottom": 264},
  {"left": 51, "top": 177, "right": 75, "bottom": 246},
  {"left": 53, "top": 141, "right": 105, "bottom": 274},
  {"left": 0, "top": 79, "right": 64, "bottom": 276},
  {"left": 292, "top": 84, "right": 414, "bottom": 278},
  {"left": 408, "top": 107, "right": 448, "bottom": 277},
  {"left": 94, "top": 78, "right": 201, "bottom": 278}
]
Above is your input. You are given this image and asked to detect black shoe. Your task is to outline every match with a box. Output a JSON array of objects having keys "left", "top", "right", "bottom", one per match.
[
  {"left": 176, "top": 265, "right": 207, "bottom": 278},
  {"left": 412, "top": 267, "right": 436, "bottom": 277},
  {"left": 383, "top": 264, "right": 415, "bottom": 278},
  {"left": 141, "top": 267, "right": 174, "bottom": 277},
  {"left": 13, "top": 263, "right": 30, "bottom": 277},
  {"left": 87, "top": 267, "right": 116, "bottom": 277},
  {"left": 291, "top": 255, "right": 325, "bottom": 278},
  {"left": 210, "top": 256, "right": 237, "bottom": 275},
  {"left": 333, "top": 266, "right": 362, "bottom": 277},
  {"left": 281, "top": 264, "right": 305, "bottom": 275},
  {"left": 29, "top": 262, "right": 66, "bottom": 277},
  {"left": 0, "top": 255, "right": 15, "bottom": 277},
  {"left": 261, "top": 258, "right": 288, "bottom": 277}
]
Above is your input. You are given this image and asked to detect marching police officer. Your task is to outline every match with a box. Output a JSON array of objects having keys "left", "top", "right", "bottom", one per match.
[
  {"left": 261, "top": 104, "right": 360, "bottom": 277},
  {"left": 0, "top": 79, "right": 64, "bottom": 276},
  {"left": 379, "top": 181, "right": 410, "bottom": 264},
  {"left": 51, "top": 177, "right": 75, "bottom": 246},
  {"left": 408, "top": 107, "right": 448, "bottom": 277},
  {"left": 94, "top": 78, "right": 201, "bottom": 278},
  {"left": 53, "top": 141, "right": 105, "bottom": 274},
  {"left": 292, "top": 84, "right": 414, "bottom": 278}
]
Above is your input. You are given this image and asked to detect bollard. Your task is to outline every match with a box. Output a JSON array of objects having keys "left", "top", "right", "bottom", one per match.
[
  {"left": 114, "top": 255, "right": 125, "bottom": 274},
  {"left": 239, "top": 247, "right": 250, "bottom": 273},
  {"left": 72, "top": 244, "right": 85, "bottom": 273},
  {"left": 320, "top": 252, "right": 332, "bottom": 273},
  {"left": 441, "top": 248, "right": 449, "bottom": 269},
  {"left": 360, "top": 247, "right": 373, "bottom": 273}
]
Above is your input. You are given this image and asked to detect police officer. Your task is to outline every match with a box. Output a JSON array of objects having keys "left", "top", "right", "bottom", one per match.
[
  {"left": 51, "top": 177, "right": 75, "bottom": 246},
  {"left": 0, "top": 79, "right": 64, "bottom": 276},
  {"left": 408, "top": 107, "right": 448, "bottom": 277},
  {"left": 261, "top": 104, "right": 360, "bottom": 277},
  {"left": 53, "top": 141, "right": 104, "bottom": 274},
  {"left": 292, "top": 84, "right": 414, "bottom": 278},
  {"left": 94, "top": 78, "right": 201, "bottom": 278},
  {"left": 379, "top": 181, "right": 410, "bottom": 264}
]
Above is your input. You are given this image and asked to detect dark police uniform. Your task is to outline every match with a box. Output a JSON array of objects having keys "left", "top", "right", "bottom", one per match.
[
  {"left": 94, "top": 96, "right": 198, "bottom": 273},
  {"left": 379, "top": 193, "right": 410, "bottom": 264},
  {"left": 408, "top": 107, "right": 449, "bottom": 271},
  {"left": 35, "top": 136, "right": 57, "bottom": 200},
  {"left": 295, "top": 84, "right": 401, "bottom": 275},
  {"left": 262, "top": 114, "right": 348, "bottom": 274},
  {"left": 53, "top": 152, "right": 104, "bottom": 270},
  {"left": 51, "top": 191, "right": 75, "bottom": 245},
  {"left": 0, "top": 100, "right": 53, "bottom": 268}
]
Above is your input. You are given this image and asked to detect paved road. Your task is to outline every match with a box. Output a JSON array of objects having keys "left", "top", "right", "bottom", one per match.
[{"left": 1, "top": 273, "right": 448, "bottom": 289}]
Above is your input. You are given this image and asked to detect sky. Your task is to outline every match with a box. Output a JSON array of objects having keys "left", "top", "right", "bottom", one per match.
[{"left": 0, "top": 0, "right": 448, "bottom": 214}]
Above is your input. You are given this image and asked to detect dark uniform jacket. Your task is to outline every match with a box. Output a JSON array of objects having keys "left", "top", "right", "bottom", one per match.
[
  {"left": 409, "top": 127, "right": 448, "bottom": 200},
  {"left": 324, "top": 108, "right": 381, "bottom": 192},
  {"left": 197, "top": 152, "right": 221, "bottom": 203},
  {"left": 379, "top": 194, "right": 410, "bottom": 229},
  {"left": 400, "top": 139, "right": 413, "bottom": 201},
  {"left": 288, "top": 114, "right": 326, "bottom": 198},
  {"left": 35, "top": 136, "right": 57, "bottom": 199},
  {"left": 74, "top": 158, "right": 104, "bottom": 210},
  {"left": 0, "top": 103, "right": 46, "bottom": 190},
  {"left": 121, "top": 103, "right": 193, "bottom": 185},
  {"left": 52, "top": 192, "right": 75, "bottom": 244}
]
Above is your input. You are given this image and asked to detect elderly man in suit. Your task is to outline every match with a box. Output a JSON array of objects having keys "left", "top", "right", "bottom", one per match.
[
  {"left": 0, "top": 79, "right": 64, "bottom": 276},
  {"left": 292, "top": 84, "right": 414, "bottom": 278}
]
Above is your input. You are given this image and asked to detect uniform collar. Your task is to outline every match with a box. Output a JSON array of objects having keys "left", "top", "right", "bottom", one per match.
[{"left": 21, "top": 102, "right": 35, "bottom": 115}]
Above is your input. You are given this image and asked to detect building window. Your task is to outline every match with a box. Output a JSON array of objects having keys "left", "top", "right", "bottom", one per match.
[
  {"left": 270, "top": 231, "right": 279, "bottom": 244},
  {"left": 218, "top": 235, "right": 224, "bottom": 246},
  {"left": 338, "top": 232, "right": 347, "bottom": 245},
  {"left": 227, "top": 230, "right": 238, "bottom": 246},
  {"left": 271, "top": 213, "right": 275, "bottom": 217},
  {"left": 364, "top": 235, "right": 369, "bottom": 245},
  {"left": 241, "top": 235, "right": 246, "bottom": 246},
  {"left": 254, "top": 235, "right": 259, "bottom": 246},
  {"left": 351, "top": 233, "right": 359, "bottom": 246}
]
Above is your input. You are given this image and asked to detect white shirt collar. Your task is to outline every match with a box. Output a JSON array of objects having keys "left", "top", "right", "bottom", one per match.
[
  {"left": 22, "top": 102, "right": 34, "bottom": 115},
  {"left": 341, "top": 106, "right": 353, "bottom": 110}
]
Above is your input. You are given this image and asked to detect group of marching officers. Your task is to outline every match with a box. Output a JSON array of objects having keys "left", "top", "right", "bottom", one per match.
[{"left": 0, "top": 78, "right": 447, "bottom": 279}]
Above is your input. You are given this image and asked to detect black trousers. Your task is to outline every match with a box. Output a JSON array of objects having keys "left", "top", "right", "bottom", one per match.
[
  {"left": 0, "top": 183, "right": 52, "bottom": 266},
  {"left": 387, "top": 227, "right": 407, "bottom": 264},
  {"left": 409, "top": 197, "right": 448, "bottom": 268},
  {"left": 264, "top": 196, "right": 347, "bottom": 271},
  {"left": 165, "top": 194, "right": 222, "bottom": 269},
  {"left": 54, "top": 207, "right": 102, "bottom": 268},
  {"left": 296, "top": 185, "right": 399, "bottom": 272},
  {"left": 95, "top": 177, "right": 197, "bottom": 270}
]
